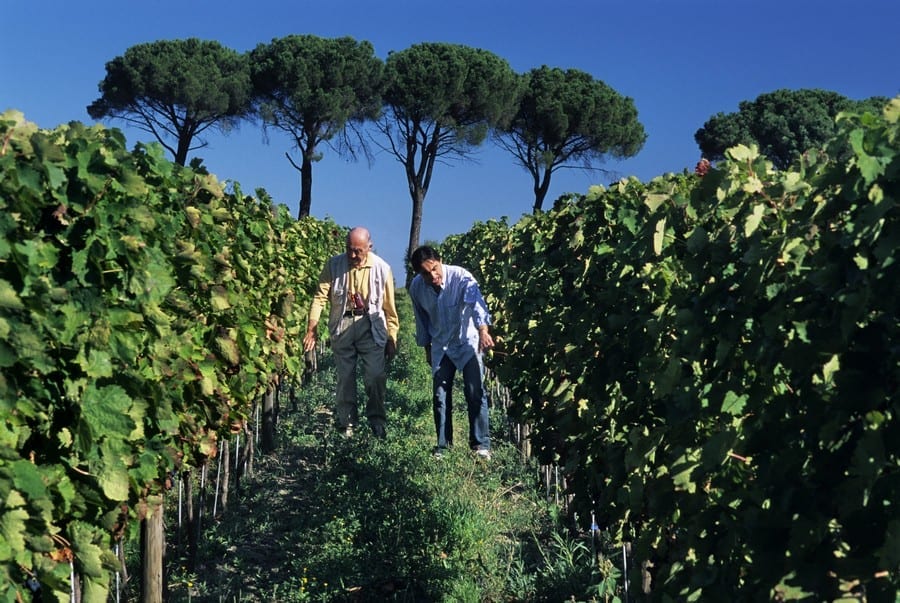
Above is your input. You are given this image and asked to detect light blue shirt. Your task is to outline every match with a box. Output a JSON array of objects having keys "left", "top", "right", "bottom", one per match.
[{"left": 409, "top": 264, "right": 492, "bottom": 374}]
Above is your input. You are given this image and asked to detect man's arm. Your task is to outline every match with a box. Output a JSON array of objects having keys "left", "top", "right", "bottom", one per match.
[
  {"left": 303, "top": 262, "right": 332, "bottom": 352},
  {"left": 463, "top": 275, "right": 494, "bottom": 353},
  {"left": 382, "top": 270, "right": 400, "bottom": 359},
  {"left": 409, "top": 283, "right": 433, "bottom": 366}
]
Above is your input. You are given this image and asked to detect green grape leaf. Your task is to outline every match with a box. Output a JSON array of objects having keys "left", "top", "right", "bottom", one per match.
[
  {"left": 0, "top": 279, "right": 24, "bottom": 310},
  {"left": 210, "top": 285, "right": 231, "bottom": 311},
  {"left": 0, "top": 508, "right": 28, "bottom": 555},
  {"left": 15, "top": 239, "right": 59, "bottom": 271},
  {"left": 96, "top": 447, "right": 130, "bottom": 502},
  {"left": 10, "top": 460, "right": 48, "bottom": 500},
  {"left": 79, "top": 349, "right": 113, "bottom": 378},
  {"left": 644, "top": 192, "right": 668, "bottom": 212},
  {"left": 215, "top": 335, "right": 240, "bottom": 366},
  {"left": 130, "top": 259, "right": 175, "bottom": 302},
  {"left": 686, "top": 226, "right": 708, "bottom": 254},
  {"left": 652, "top": 217, "right": 666, "bottom": 255},
  {"left": 69, "top": 521, "right": 106, "bottom": 578},
  {"left": 80, "top": 384, "right": 135, "bottom": 441},
  {"left": 821, "top": 354, "right": 840, "bottom": 384},
  {"left": 744, "top": 204, "right": 765, "bottom": 237},
  {"left": 848, "top": 129, "right": 886, "bottom": 183},
  {"left": 721, "top": 391, "right": 747, "bottom": 416}
]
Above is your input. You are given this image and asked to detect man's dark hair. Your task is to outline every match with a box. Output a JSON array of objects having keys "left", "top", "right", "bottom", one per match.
[{"left": 410, "top": 245, "right": 441, "bottom": 273}]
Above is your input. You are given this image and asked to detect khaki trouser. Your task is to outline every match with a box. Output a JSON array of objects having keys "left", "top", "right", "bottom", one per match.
[{"left": 331, "top": 314, "right": 387, "bottom": 429}]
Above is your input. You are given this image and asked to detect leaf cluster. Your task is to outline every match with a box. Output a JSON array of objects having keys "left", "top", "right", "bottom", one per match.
[
  {"left": 0, "top": 110, "right": 342, "bottom": 599},
  {"left": 695, "top": 88, "right": 890, "bottom": 170},
  {"left": 444, "top": 97, "right": 900, "bottom": 599},
  {"left": 500, "top": 65, "right": 646, "bottom": 167},
  {"left": 383, "top": 43, "right": 519, "bottom": 135},
  {"left": 249, "top": 35, "right": 384, "bottom": 146},
  {"left": 87, "top": 38, "right": 252, "bottom": 164}
]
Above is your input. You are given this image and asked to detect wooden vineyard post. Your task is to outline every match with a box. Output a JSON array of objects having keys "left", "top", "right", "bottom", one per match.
[
  {"left": 219, "top": 440, "right": 230, "bottom": 513},
  {"left": 261, "top": 386, "right": 277, "bottom": 453},
  {"left": 141, "top": 497, "right": 165, "bottom": 603}
]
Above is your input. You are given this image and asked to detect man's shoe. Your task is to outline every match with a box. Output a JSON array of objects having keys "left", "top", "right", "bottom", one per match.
[
  {"left": 432, "top": 446, "right": 447, "bottom": 459},
  {"left": 340, "top": 425, "right": 354, "bottom": 439},
  {"left": 475, "top": 448, "right": 491, "bottom": 460},
  {"left": 371, "top": 424, "right": 387, "bottom": 439}
]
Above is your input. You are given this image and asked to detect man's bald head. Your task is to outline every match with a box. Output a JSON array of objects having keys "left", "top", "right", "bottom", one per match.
[{"left": 346, "top": 226, "right": 372, "bottom": 267}]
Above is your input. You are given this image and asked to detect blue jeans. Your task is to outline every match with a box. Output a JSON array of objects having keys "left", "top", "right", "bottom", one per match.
[{"left": 433, "top": 355, "right": 490, "bottom": 451}]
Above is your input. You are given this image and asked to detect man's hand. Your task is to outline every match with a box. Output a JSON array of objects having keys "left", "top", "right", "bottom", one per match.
[
  {"left": 425, "top": 343, "right": 432, "bottom": 367},
  {"left": 302, "top": 329, "right": 317, "bottom": 353},
  {"left": 478, "top": 325, "right": 494, "bottom": 353},
  {"left": 385, "top": 338, "right": 397, "bottom": 361}
]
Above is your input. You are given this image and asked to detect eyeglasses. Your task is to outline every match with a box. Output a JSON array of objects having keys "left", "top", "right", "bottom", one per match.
[{"left": 347, "top": 247, "right": 367, "bottom": 255}]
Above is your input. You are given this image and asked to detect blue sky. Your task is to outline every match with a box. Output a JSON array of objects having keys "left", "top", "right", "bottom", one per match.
[{"left": 3, "top": 0, "right": 898, "bottom": 278}]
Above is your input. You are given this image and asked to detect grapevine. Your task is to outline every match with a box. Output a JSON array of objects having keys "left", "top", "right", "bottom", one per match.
[
  {"left": 0, "top": 111, "right": 342, "bottom": 600},
  {"left": 445, "top": 98, "right": 900, "bottom": 599}
]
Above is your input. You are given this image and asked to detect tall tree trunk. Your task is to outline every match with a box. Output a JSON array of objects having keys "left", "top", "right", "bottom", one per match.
[
  {"left": 405, "top": 188, "right": 425, "bottom": 287},
  {"left": 174, "top": 137, "right": 190, "bottom": 167},
  {"left": 141, "top": 498, "right": 165, "bottom": 603},
  {"left": 401, "top": 124, "right": 439, "bottom": 286},
  {"left": 532, "top": 166, "right": 553, "bottom": 213},
  {"left": 285, "top": 145, "right": 315, "bottom": 218},
  {"left": 298, "top": 149, "right": 314, "bottom": 218}
]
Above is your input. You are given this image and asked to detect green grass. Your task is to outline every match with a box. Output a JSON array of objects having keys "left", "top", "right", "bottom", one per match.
[{"left": 148, "top": 291, "right": 622, "bottom": 602}]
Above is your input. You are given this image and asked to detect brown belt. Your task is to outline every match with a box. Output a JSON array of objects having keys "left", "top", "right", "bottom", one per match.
[{"left": 343, "top": 309, "right": 366, "bottom": 317}]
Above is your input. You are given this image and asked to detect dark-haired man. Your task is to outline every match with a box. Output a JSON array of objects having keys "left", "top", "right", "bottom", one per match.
[{"left": 408, "top": 245, "right": 494, "bottom": 459}]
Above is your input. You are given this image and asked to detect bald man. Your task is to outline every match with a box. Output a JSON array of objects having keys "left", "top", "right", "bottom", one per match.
[{"left": 303, "top": 227, "right": 399, "bottom": 438}]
